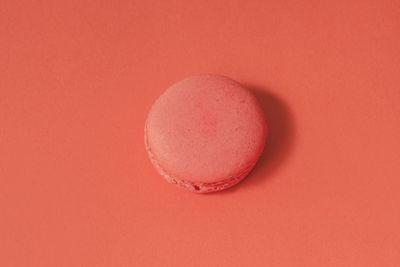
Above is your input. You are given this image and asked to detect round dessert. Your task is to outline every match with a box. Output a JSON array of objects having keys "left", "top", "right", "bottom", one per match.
[{"left": 145, "top": 74, "right": 267, "bottom": 193}]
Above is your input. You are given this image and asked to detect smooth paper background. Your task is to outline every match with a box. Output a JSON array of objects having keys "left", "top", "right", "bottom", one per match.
[{"left": 1, "top": 0, "right": 400, "bottom": 266}]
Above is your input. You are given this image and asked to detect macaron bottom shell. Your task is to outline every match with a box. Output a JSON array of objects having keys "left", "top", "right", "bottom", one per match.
[{"left": 145, "top": 122, "right": 259, "bottom": 193}]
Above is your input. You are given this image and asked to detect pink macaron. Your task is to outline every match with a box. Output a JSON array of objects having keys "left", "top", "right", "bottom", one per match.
[{"left": 145, "top": 74, "right": 267, "bottom": 193}]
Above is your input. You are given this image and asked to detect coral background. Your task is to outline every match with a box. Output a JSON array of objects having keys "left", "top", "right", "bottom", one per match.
[{"left": 1, "top": 0, "right": 400, "bottom": 266}]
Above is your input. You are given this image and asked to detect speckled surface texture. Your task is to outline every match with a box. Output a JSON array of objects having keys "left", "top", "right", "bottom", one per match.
[{"left": 145, "top": 74, "right": 267, "bottom": 193}]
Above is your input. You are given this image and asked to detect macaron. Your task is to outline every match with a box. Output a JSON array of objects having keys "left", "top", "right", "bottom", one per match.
[{"left": 145, "top": 74, "right": 267, "bottom": 193}]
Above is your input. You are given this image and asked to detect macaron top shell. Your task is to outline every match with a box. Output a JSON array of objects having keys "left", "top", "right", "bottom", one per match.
[{"left": 145, "top": 74, "right": 267, "bottom": 185}]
